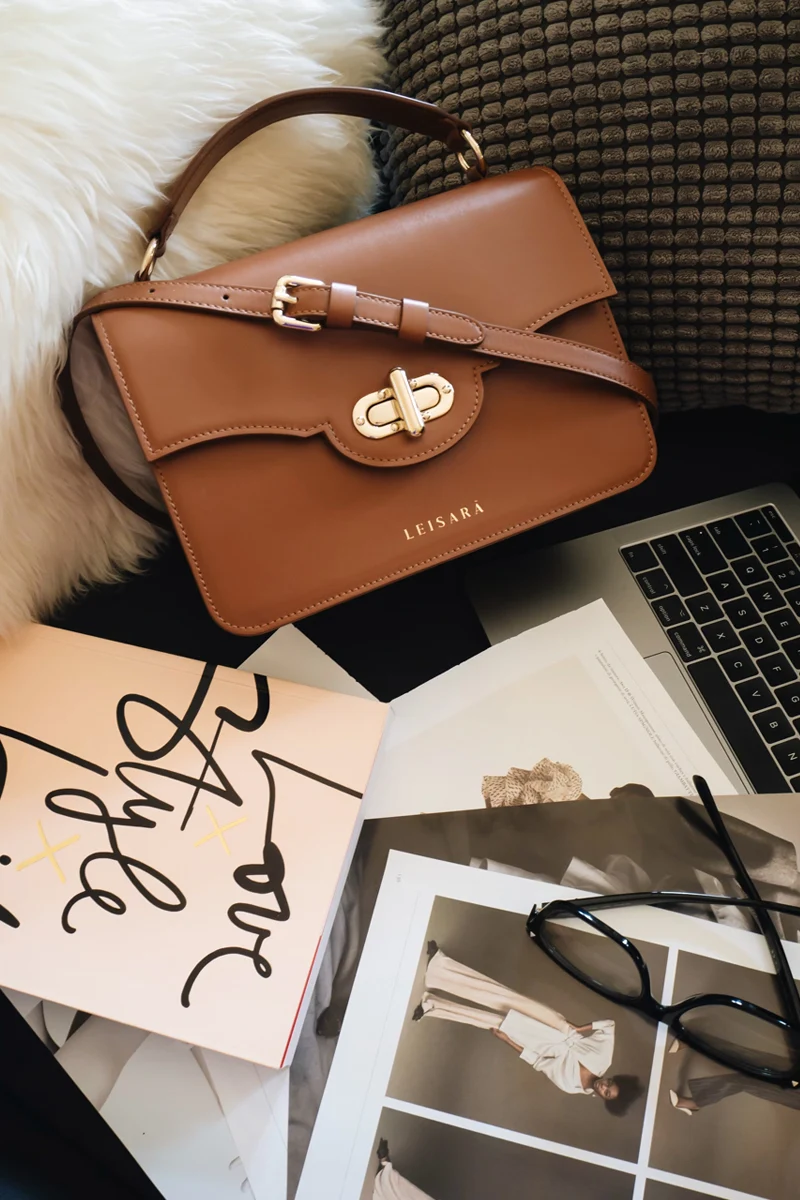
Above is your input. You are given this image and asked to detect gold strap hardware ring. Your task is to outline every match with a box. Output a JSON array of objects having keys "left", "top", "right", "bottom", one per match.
[
  {"left": 456, "top": 130, "right": 487, "bottom": 178},
  {"left": 136, "top": 236, "right": 162, "bottom": 282}
]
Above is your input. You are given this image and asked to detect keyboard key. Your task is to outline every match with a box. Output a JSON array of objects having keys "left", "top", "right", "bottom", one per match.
[
  {"left": 736, "top": 509, "right": 772, "bottom": 540},
  {"left": 668, "top": 623, "right": 711, "bottom": 663},
  {"left": 754, "top": 706, "right": 792, "bottom": 741},
  {"left": 762, "top": 505, "right": 794, "bottom": 542},
  {"left": 650, "top": 536, "right": 705, "bottom": 596},
  {"left": 704, "top": 620, "right": 740, "bottom": 651},
  {"left": 760, "top": 652, "right": 796, "bottom": 686},
  {"left": 718, "top": 648, "right": 758, "bottom": 682},
  {"left": 722, "top": 597, "right": 760, "bottom": 629},
  {"left": 789, "top": 543, "right": 800, "bottom": 566},
  {"left": 791, "top": 777, "right": 800, "bottom": 792},
  {"left": 783, "top": 587, "right": 800, "bottom": 616},
  {"left": 751, "top": 533, "right": 786, "bottom": 564},
  {"left": 708, "top": 571, "right": 744, "bottom": 602},
  {"left": 785, "top": 638, "right": 800, "bottom": 669},
  {"left": 651, "top": 595, "right": 689, "bottom": 627},
  {"left": 768, "top": 560, "right": 800, "bottom": 590},
  {"left": 748, "top": 583, "right": 784, "bottom": 613},
  {"left": 773, "top": 739, "right": 800, "bottom": 775},
  {"left": 687, "top": 593, "right": 723, "bottom": 624},
  {"left": 775, "top": 682, "right": 800, "bottom": 716},
  {"left": 637, "top": 568, "right": 673, "bottom": 601},
  {"left": 736, "top": 677, "right": 774, "bottom": 713},
  {"left": 621, "top": 543, "right": 657, "bottom": 573},
  {"left": 687, "top": 658, "right": 789, "bottom": 791},
  {"left": 709, "top": 518, "right": 749, "bottom": 560},
  {"left": 732, "top": 555, "right": 768, "bottom": 586},
  {"left": 765, "top": 608, "right": 800, "bottom": 642},
  {"left": 680, "top": 527, "right": 726, "bottom": 575},
  {"left": 741, "top": 624, "right": 779, "bottom": 657}
]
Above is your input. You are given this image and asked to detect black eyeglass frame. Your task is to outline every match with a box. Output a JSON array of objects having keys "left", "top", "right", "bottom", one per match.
[{"left": 526, "top": 777, "right": 800, "bottom": 1087}]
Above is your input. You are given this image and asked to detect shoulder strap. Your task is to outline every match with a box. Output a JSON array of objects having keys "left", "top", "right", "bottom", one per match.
[{"left": 75, "top": 279, "right": 659, "bottom": 415}]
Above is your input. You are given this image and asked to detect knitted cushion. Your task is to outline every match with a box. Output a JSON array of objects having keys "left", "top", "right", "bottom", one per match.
[{"left": 380, "top": 0, "right": 800, "bottom": 411}]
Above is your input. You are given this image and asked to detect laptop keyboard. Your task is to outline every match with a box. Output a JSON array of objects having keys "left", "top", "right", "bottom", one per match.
[{"left": 621, "top": 504, "right": 800, "bottom": 794}]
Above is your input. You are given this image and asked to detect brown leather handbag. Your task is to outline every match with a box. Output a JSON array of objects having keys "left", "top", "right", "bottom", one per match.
[{"left": 62, "top": 87, "right": 657, "bottom": 636}]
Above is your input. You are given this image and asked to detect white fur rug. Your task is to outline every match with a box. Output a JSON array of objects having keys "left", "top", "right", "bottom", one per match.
[{"left": 0, "top": 0, "right": 383, "bottom": 633}]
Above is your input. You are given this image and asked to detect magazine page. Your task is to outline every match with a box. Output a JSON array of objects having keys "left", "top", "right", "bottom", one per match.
[
  {"left": 299, "top": 851, "right": 800, "bottom": 1200},
  {"left": 364, "top": 601, "right": 736, "bottom": 820}
]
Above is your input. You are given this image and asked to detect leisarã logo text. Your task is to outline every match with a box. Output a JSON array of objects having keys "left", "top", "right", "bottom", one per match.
[{"left": 404, "top": 502, "right": 484, "bottom": 540}]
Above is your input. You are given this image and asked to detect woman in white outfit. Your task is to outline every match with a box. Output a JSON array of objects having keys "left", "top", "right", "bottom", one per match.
[
  {"left": 413, "top": 944, "right": 641, "bottom": 1112},
  {"left": 372, "top": 1140, "right": 436, "bottom": 1200}
]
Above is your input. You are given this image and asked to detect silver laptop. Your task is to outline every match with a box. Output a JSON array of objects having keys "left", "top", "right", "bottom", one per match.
[{"left": 468, "top": 483, "right": 800, "bottom": 794}]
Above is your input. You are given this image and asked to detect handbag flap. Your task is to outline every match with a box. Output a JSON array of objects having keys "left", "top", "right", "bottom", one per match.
[{"left": 92, "top": 168, "right": 619, "bottom": 469}]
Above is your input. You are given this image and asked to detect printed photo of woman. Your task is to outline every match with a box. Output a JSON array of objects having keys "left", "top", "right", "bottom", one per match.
[
  {"left": 412, "top": 943, "right": 639, "bottom": 1111},
  {"left": 385, "top": 899, "right": 663, "bottom": 1164},
  {"left": 372, "top": 1140, "right": 436, "bottom": 1200},
  {"left": 362, "top": 1107, "right": 637, "bottom": 1200}
]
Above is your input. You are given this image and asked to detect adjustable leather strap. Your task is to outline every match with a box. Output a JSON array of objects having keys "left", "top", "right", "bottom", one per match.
[{"left": 77, "top": 280, "right": 658, "bottom": 414}]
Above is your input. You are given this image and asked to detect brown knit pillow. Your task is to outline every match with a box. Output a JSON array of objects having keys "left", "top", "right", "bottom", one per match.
[{"left": 380, "top": 0, "right": 800, "bottom": 411}]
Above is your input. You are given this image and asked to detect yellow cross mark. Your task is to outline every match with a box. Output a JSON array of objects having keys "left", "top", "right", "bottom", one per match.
[
  {"left": 193, "top": 806, "right": 247, "bottom": 856},
  {"left": 16, "top": 820, "right": 80, "bottom": 885}
]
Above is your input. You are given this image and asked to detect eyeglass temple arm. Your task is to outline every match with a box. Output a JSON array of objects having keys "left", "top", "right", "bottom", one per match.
[
  {"left": 692, "top": 775, "right": 800, "bottom": 1031},
  {"left": 541, "top": 891, "right": 800, "bottom": 920}
]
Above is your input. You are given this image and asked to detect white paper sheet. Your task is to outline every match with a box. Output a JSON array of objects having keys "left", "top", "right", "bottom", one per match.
[{"left": 364, "top": 600, "right": 736, "bottom": 819}]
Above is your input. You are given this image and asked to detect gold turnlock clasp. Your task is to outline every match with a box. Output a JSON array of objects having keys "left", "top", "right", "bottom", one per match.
[
  {"left": 352, "top": 369, "right": 454, "bottom": 440},
  {"left": 271, "top": 274, "right": 325, "bottom": 332}
]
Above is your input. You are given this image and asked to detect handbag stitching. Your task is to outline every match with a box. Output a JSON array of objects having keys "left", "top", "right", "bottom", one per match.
[
  {"left": 100, "top": 283, "right": 614, "bottom": 338},
  {"left": 98, "top": 294, "right": 647, "bottom": 456},
  {"left": 97, "top": 315, "right": 488, "bottom": 464},
  {"left": 154, "top": 400, "right": 656, "bottom": 633},
  {"left": 97, "top": 321, "right": 154, "bottom": 454}
]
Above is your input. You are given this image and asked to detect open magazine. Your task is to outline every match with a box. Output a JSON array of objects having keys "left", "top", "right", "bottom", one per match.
[{"left": 299, "top": 850, "right": 800, "bottom": 1200}]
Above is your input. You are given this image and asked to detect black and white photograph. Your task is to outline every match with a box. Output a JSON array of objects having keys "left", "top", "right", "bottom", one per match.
[
  {"left": 312, "top": 792, "right": 800, "bottom": 1053},
  {"left": 386, "top": 897, "right": 667, "bottom": 1162},
  {"left": 651, "top": 952, "right": 800, "bottom": 1200},
  {"left": 361, "top": 1108, "right": 634, "bottom": 1200}
]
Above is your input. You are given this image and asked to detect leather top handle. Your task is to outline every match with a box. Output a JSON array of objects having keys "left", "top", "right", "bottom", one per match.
[{"left": 139, "top": 87, "right": 484, "bottom": 278}]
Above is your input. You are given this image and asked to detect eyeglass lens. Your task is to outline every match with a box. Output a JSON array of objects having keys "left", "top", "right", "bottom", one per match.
[
  {"left": 539, "top": 912, "right": 644, "bottom": 1000},
  {"left": 539, "top": 906, "right": 800, "bottom": 1072}
]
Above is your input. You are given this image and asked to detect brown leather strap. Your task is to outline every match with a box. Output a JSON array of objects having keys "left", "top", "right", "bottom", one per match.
[
  {"left": 77, "top": 280, "right": 658, "bottom": 414},
  {"left": 145, "top": 88, "right": 477, "bottom": 265}
]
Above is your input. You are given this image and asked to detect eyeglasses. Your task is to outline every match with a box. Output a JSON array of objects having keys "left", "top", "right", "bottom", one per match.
[{"left": 526, "top": 776, "right": 800, "bottom": 1087}]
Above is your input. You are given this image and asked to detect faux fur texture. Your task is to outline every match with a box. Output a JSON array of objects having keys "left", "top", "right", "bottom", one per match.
[{"left": 0, "top": 0, "right": 383, "bottom": 633}]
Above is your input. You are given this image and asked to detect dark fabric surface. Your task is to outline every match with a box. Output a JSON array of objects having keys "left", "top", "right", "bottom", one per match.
[{"left": 379, "top": 0, "right": 800, "bottom": 412}]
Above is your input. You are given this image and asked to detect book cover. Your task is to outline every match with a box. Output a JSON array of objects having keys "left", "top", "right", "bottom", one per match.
[{"left": 0, "top": 625, "right": 386, "bottom": 1068}]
